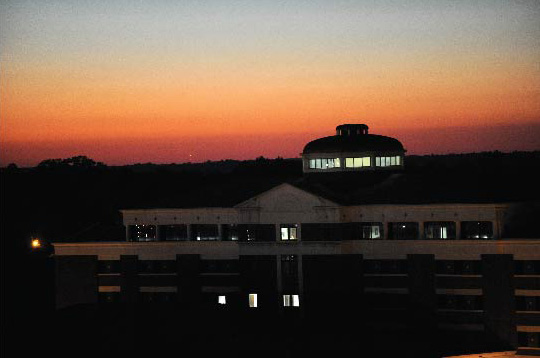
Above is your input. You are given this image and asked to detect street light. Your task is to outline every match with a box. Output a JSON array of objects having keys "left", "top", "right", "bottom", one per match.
[{"left": 31, "top": 238, "right": 42, "bottom": 249}]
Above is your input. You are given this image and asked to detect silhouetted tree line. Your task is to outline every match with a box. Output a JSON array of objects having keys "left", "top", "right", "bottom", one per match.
[{"left": 37, "top": 155, "right": 106, "bottom": 169}]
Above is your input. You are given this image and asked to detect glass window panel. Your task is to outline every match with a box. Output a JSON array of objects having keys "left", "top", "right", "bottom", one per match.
[
  {"left": 281, "top": 228, "right": 289, "bottom": 241},
  {"left": 396, "top": 156, "right": 401, "bottom": 165},
  {"left": 335, "top": 158, "right": 341, "bottom": 167},
  {"left": 327, "top": 159, "right": 334, "bottom": 168},
  {"left": 292, "top": 295, "right": 300, "bottom": 307},
  {"left": 218, "top": 295, "right": 226, "bottom": 305},
  {"left": 441, "top": 227, "right": 447, "bottom": 239},
  {"left": 249, "top": 294, "right": 257, "bottom": 308},
  {"left": 321, "top": 159, "right": 328, "bottom": 168},
  {"left": 309, "top": 159, "right": 315, "bottom": 169},
  {"left": 283, "top": 295, "right": 291, "bottom": 307},
  {"left": 376, "top": 157, "right": 381, "bottom": 166},
  {"left": 353, "top": 157, "right": 362, "bottom": 167},
  {"left": 390, "top": 157, "right": 396, "bottom": 166},
  {"left": 345, "top": 158, "right": 354, "bottom": 168},
  {"left": 315, "top": 159, "right": 322, "bottom": 169},
  {"left": 289, "top": 227, "right": 297, "bottom": 240},
  {"left": 363, "top": 157, "right": 371, "bottom": 167}
]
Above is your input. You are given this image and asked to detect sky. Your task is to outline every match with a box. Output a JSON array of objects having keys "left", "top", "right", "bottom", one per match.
[{"left": 1, "top": 0, "right": 539, "bottom": 166}]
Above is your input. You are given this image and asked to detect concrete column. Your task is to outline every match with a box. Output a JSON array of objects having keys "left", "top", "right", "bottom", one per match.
[
  {"left": 275, "top": 223, "right": 281, "bottom": 242},
  {"left": 187, "top": 224, "right": 192, "bottom": 241},
  {"left": 298, "top": 254, "right": 304, "bottom": 296},
  {"left": 125, "top": 225, "right": 131, "bottom": 241},
  {"left": 493, "top": 217, "right": 502, "bottom": 239},
  {"left": 418, "top": 221, "right": 425, "bottom": 240},
  {"left": 176, "top": 254, "right": 201, "bottom": 306},
  {"left": 482, "top": 254, "right": 517, "bottom": 348},
  {"left": 217, "top": 224, "right": 223, "bottom": 241},
  {"left": 155, "top": 225, "right": 161, "bottom": 241},
  {"left": 276, "top": 255, "right": 282, "bottom": 296},
  {"left": 120, "top": 255, "right": 138, "bottom": 303},
  {"left": 407, "top": 254, "right": 436, "bottom": 343}
]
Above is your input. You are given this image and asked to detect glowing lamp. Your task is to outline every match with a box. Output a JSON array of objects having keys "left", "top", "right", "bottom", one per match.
[{"left": 31, "top": 238, "right": 41, "bottom": 249}]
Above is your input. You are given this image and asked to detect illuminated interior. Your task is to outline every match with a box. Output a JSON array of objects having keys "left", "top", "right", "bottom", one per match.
[{"left": 302, "top": 124, "right": 405, "bottom": 173}]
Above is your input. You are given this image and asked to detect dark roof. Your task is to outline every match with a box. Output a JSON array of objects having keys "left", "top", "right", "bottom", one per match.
[{"left": 302, "top": 134, "right": 405, "bottom": 154}]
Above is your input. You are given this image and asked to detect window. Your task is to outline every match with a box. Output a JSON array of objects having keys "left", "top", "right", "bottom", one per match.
[
  {"left": 249, "top": 294, "right": 258, "bottom": 308},
  {"left": 281, "top": 225, "right": 298, "bottom": 241},
  {"left": 345, "top": 157, "right": 371, "bottom": 168},
  {"left": 375, "top": 156, "right": 402, "bottom": 167},
  {"left": 160, "top": 225, "right": 188, "bottom": 241},
  {"left": 309, "top": 158, "right": 340, "bottom": 169},
  {"left": 388, "top": 222, "right": 419, "bottom": 240},
  {"left": 238, "top": 224, "right": 275, "bottom": 242},
  {"left": 191, "top": 224, "right": 219, "bottom": 241},
  {"left": 359, "top": 223, "right": 382, "bottom": 239},
  {"left": 130, "top": 225, "right": 157, "bottom": 242},
  {"left": 222, "top": 224, "right": 239, "bottom": 241},
  {"left": 218, "top": 295, "right": 226, "bottom": 305},
  {"left": 301, "top": 223, "right": 345, "bottom": 241},
  {"left": 283, "top": 294, "right": 300, "bottom": 307},
  {"left": 461, "top": 221, "right": 493, "bottom": 239},
  {"left": 424, "top": 222, "right": 456, "bottom": 239}
]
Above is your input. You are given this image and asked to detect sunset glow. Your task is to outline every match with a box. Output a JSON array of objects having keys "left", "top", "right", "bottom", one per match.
[{"left": 1, "top": 1, "right": 539, "bottom": 166}]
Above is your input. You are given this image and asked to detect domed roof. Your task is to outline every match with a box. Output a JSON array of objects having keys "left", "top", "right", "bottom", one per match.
[{"left": 303, "top": 124, "right": 405, "bottom": 154}]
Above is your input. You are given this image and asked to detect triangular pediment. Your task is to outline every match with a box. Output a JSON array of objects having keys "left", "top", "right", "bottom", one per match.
[{"left": 235, "top": 183, "right": 339, "bottom": 212}]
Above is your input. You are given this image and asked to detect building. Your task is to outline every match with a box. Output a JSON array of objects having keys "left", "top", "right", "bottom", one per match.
[{"left": 52, "top": 124, "right": 540, "bottom": 355}]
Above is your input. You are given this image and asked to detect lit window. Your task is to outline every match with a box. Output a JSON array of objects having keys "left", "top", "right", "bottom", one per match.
[
  {"left": 218, "top": 295, "right": 226, "bottom": 305},
  {"left": 424, "top": 222, "right": 456, "bottom": 240},
  {"left": 345, "top": 158, "right": 354, "bottom": 168},
  {"left": 309, "top": 158, "right": 341, "bottom": 169},
  {"left": 283, "top": 294, "right": 300, "bottom": 307},
  {"left": 375, "top": 156, "right": 402, "bottom": 167},
  {"left": 281, "top": 225, "right": 298, "bottom": 241},
  {"left": 363, "top": 157, "right": 371, "bottom": 167},
  {"left": 353, "top": 157, "right": 362, "bottom": 167},
  {"left": 440, "top": 227, "right": 447, "bottom": 239},
  {"left": 361, "top": 224, "right": 381, "bottom": 239},
  {"left": 249, "top": 293, "right": 257, "bottom": 308}
]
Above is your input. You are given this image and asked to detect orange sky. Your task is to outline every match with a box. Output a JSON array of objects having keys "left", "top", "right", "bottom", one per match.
[{"left": 1, "top": 1, "right": 539, "bottom": 166}]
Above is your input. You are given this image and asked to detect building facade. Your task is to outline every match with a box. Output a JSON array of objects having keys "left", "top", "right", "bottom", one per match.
[{"left": 52, "top": 125, "right": 540, "bottom": 355}]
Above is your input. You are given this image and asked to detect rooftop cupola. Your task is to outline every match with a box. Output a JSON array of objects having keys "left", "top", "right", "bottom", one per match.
[
  {"left": 336, "top": 124, "right": 369, "bottom": 136},
  {"left": 302, "top": 123, "right": 406, "bottom": 174}
]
